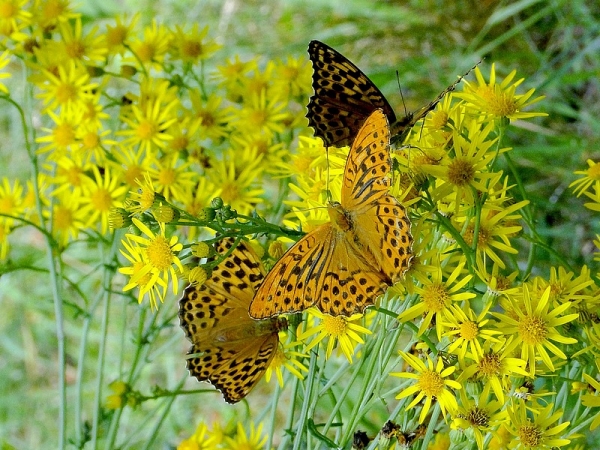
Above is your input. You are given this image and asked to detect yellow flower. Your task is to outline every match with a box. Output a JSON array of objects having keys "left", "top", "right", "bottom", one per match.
[
  {"left": 570, "top": 159, "right": 600, "bottom": 198},
  {"left": 104, "top": 14, "right": 139, "bottom": 56},
  {"left": 148, "top": 154, "right": 198, "bottom": 203},
  {"left": 46, "top": 190, "right": 87, "bottom": 248},
  {"left": 493, "top": 285, "right": 579, "bottom": 376},
  {"left": 264, "top": 338, "right": 308, "bottom": 386},
  {"left": 118, "top": 235, "right": 166, "bottom": 309},
  {"left": 581, "top": 373, "right": 600, "bottom": 430},
  {"left": 506, "top": 402, "right": 571, "bottom": 449},
  {"left": 208, "top": 152, "right": 265, "bottom": 215},
  {"left": 224, "top": 422, "right": 267, "bottom": 450},
  {"left": 0, "top": 177, "right": 24, "bottom": 227},
  {"left": 36, "top": 61, "right": 97, "bottom": 113},
  {"left": 392, "top": 351, "right": 462, "bottom": 423},
  {"left": 169, "top": 24, "right": 220, "bottom": 64},
  {"left": 80, "top": 165, "right": 128, "bottom": 234},
  {"left": 122, "top": 218, "right": 184, "bottom": 307},
  {"left": 234, "top": 90, "right": 289, "bottom": 137},
  {"left": 457, "top": 63, "right": 546, "bottom": 121},
  {"left": 0, "top": 50, "right": 11, "bottom": 93},
  {"left": 127, "top": 20, "right": 171, "bottom": 70},
  {"left": 398, "top": 259, "right": 475, "bottom": 339},
  {"left": 443, "top": 303, "right": 501, "bottom": 362},
  {"left": 118, "top": 93, "right": 178, "bottom": 154},
  {"left": 33, "top": 0, "right": 79, "bottom": 30},
  {"left": 190, "top": 92, "right": 233, "bottom": 141},
  {"left": 58, "top": 17, "right": 107, "bottom": 64},
  {"left": 0, "top": 0, "right": 31, "bottom": 38},
  {"left": 36, "top": 109, "right": 81, "bottom": 158},
  {"left": 298, "top": 308, "right": 372, "bottom": 363},
  {"left": 177, "top": 422, "right": 219, "bottom": 450},
  {"left": 451, "top": 390, "right": 507, "bottom": 450}
]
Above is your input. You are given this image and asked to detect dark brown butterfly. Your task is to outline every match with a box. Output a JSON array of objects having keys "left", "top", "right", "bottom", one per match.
[{"left": 306, "top": 40, "right": 472, "bottom": 147}]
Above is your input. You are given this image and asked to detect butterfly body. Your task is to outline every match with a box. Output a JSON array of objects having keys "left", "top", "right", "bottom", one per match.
[
  {"left": 250, "top": 109, "right": 413, "bottom": 319},
  {"left": 306, "top": 40, "right": 464, "bottom": 147},
  {"left": 179, "top": 238, "right": 287, "bottom": 404}
]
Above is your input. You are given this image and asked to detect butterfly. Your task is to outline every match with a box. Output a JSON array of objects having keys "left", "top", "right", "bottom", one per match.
[
  {"left": 249, "top": 109, "right": 413, "bottom": 319},
  {"left": 178, "top": 238, "right": 288, "bottom": 404},
  {"left": 306, "top": 39, "right": 467, "bottom": 148}
]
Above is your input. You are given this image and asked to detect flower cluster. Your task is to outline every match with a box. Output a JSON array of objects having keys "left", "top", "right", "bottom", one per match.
[{"left": 2, "top": 1, "right": 598, "bottom": 448}]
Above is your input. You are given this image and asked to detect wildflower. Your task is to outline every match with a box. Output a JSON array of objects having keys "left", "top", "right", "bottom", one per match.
[
  {"left": 451, "top": 391, "right": 507, "bottom": 450},
  {"left": 119, "top": 94, "right": 178, "bottom": 154},
  {"left": 581, "top": 373, "right": 600, "bottom": 430},
  {"left": 0, "top": 177, "right": 24, "bottom": 227},
  {"left": 454, "top": 198, "right": 529, "bottom": 269},
  {"left": 47, "top": 190, "right": 87, "bottom": 247},
  {"left": 58, "top": 18, "right": 107, "bottom": 64},
  {"left": 165, "top": 116, "right": 201, "bottom": 154},
  {"left": 104, "top": 14, "right": 139, "bottom": 56},
  {"left": 190, "top": 93, "right": 233, "bottom": 142},
  {"left": 36, "top": 61, "right": 96, "bottom": 113},
  {"left": 298, "top": 308, "right": 372, "bottom": 363},
  {"left": 457, "top": 63, "right": 546, "bottom": 122},
  {"left": 424, "top": 121, "right": 501, "bottom": 210},
  {"left": 224, "top": 422, "right": 267, "bottom": 450},
  {"left": 234, "top": 91, "right": 289, "bottom": 137},
  {"left": 148, "top": 154, "right": 197, "bottom": 203},
  {"left": 169, "top": 24, "right": 220, "bottom": 64},
  {"left": 0, "top": 50, "right": 11, "bottom": 93},
  {"left": 493, "top": 285, "right": 578, "bottom": 376},
  {"left": 271, "top": 55, "right": 312, "bottom": 100},
  {"left": 208, "top": 153, "right": 264, "bottom": 215},
  {"left": 443, "top": 303, "right": 501, "bottom": 362},
  {"left": 122, "top": 218, "right": 184, "bottom": 307},
  {"left": 127, "top": 20, "right": 171, "bottom": 70},
  {"left": 80, "top": 166, "right": 128, "bottom": 234},
  {"left": 177, "top": 421, "right": 219, "bottom": 450},
  {"left": 506, "top": 402, "right": 571, "bottom": 449},
  {"left": 36, "top": 109, "right": 80, "bottom": 158},
  {"left": 109, "top": 145, "right": 154, "bottom": 189},
  {"left": 459, "top": 338, "right": 529, "bottom": 404},
  {"left": 391, "top": 351, "right": 462, "bottom": 423},
  {"left": 475, "top": 259, "right": 520, "bottom": 300},
  {"left": 264, "top": 339, "right": 309, "bottom": 386},
  {"left": 0, "top": 0, "right": 31, "bottom": 38},
  {"left": 398, "top": 260, "right": 475, "bottom": 339},
  {"left": 214, "top": 55, "right": 258, "bottom": 99},
  {"left": 34, "top": 0, "right": 79, "bottom": 30},
  {"left": 533, "top": 266, "right": 595, "bottom": 307}
]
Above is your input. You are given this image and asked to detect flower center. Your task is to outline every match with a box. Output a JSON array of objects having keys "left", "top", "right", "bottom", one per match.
[
  {"left": 136, "top": 119, "right": 157, "bottom": 140},
  {"left": 487, "top": 89, "right": 517, "bottom": 117},
  {"left": 0, "top": 196, "right": 15, "bottom": 214},
  {"left": 417, "top": 370, "right": 444, "bottom": 398},
  {"left": 447, "top": 158, "right": 475, "bottom": 187},
  {"left": 157, "top": 167, "right": 176, "bottom": 187},
  {"left": 54, "top": 205, "right": 74, "bottom": 231},
  {"left": 54, "top": 123, "right": 76, "bottom": 147},
  {"left": 422, "top": 283, "right": 449, "bottom": 313},
  {"left": 182, "top": 40, "right": 201, "bottom": 58},
  {"left": 467, "top": 406, "right": 489, "bottom": 427},
  {"left": 220, "top": 182, "right": 239, "bottom": 203},
  {"left": 56, "top": 83, "right": 77, "bottom": 105},
  {"left": 518, "top": 315, "right": 547, "bottom": 345},
  {"left": 91, "top": 188, "right": 113, "bottom": 211},
  {"left": 459, "top": 320, "right": 479, "bottom": 340},
  {"left": 145, "top": 235, "right": 174, "bottom": 271},
  {"left": 136, "top": 42, "right": 156, "bottom": 62},
  {"left": 65, "top": 41, "right": 85, "bottom": 60},
  {"left": 133, "top": 260, "right": 152, "bottom": 286},
  {"left": 517, "top": 422, "right": 542, "bottom": 447},
  {"left": 322, "top": 315, "right": 347, "bottom": 337},
  {"left": 478, "top": 352, "right": 501, "bottom": 377},
  {"left": 0, "top": 3, "right": 17, "bottom": 19}
]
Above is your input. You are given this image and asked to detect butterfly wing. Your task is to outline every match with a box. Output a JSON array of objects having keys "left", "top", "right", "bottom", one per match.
[
  {"left": 341, "top": 109, "right": 414, "bottom": 284},
  {"left": 178, "top": 238, "right": 285, "bottom": 404},
  {"left": 306, "top": 40, "right": 396, "bottom": 148}
]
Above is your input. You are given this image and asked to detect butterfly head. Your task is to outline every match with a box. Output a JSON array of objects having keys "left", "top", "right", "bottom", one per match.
[{"left": 327, "top": 201, "right": 352, "bottom": 232}]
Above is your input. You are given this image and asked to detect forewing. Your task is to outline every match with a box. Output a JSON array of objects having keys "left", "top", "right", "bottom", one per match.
[
  {"left": 250, "top": 224, "right": 338, "bottom": 319},
  {"left": 306, "top": 40, "right": 396, "bottom": 147},
  {"left": 341, "top": 109, "right": 392, "bottom": 210}
]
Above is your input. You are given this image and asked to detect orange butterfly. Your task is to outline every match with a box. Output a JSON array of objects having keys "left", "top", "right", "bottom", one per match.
[
  {"left": 249, "top": 109, "right": 413, "bottom": 319},
  {"left": 306, "top": 40, "right": 466, "bottom": 147},
  {"left": 179, "top": 238, "right": 287, "bottom": 404}
]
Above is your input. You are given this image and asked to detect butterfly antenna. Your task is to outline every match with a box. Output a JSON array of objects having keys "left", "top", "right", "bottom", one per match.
[{"left": 396, "top": 70, "right": 408, "bottom": 118}]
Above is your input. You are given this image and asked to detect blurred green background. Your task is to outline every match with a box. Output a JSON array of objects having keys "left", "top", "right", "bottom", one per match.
[{"left": 1, "top": 0, "right": 599, "bottom": 447}]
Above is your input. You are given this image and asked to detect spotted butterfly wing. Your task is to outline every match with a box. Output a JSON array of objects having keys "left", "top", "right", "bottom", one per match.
[
  {"left": 249, "top": 109, "right": 413, "bottom": 319},
  {"left": 179, "top": 238, "right": 287, "bottom": 404},
  {"left": 306, "top": 40, "right": 464, "bottom": 147}
]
